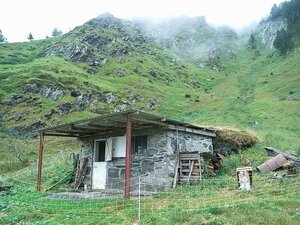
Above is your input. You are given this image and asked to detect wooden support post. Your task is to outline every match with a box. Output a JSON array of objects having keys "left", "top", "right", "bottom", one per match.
[
  {"left": 198, "top": 154, "right": 202, "bottom": 181},
  {"left": 37, "top": 133, "right": 44, "bottom": 192},
  {"left": 173, "top": 154, "right": 179, "bottom": 188},
  {"left": 125, "top": 114, "right": 132, "bottom": 198}
]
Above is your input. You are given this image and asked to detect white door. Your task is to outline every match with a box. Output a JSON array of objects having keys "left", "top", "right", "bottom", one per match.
[
  {"left": 92, "top": 162, "right": 107, "bottom": 189},
  {"left": 92, "top": 140, "right": 107, "bottom": 189}
]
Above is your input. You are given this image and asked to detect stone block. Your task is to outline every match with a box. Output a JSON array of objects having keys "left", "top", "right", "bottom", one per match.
[
  {"left": 107, "top": 177, "right": 123, "bottom": 189},
  {"left": 147, "top": 148, "right": 159, "bottom": 155},
  {"left": 131, "top": 168, "right": 140, "bottom": 177},
  {"left": 155, "top": 139, "right": 168, "bottom": 149},
  {"left": 107, "top": 167, "right": 120, "bottom": 178},
  {"left": 120, "top": 168, "right": 125, "bottom": 178},
  {"left": 153, "top": 153, "right": 164, "bottom": 162},
  {"left": 141, "top": 159, "right": 154, "bottom": 173}
]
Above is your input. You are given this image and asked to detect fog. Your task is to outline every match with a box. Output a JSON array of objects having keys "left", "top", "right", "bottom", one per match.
[{"left": 0, "top": 0, "right": 284, "bottom": 42}]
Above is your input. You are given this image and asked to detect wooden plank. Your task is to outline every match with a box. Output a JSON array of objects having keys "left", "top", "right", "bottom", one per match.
[
  {"left": 180, "top": 156, "right": 200, "bottom": 160},
  {"left": 133, "top": 117, "right": 168, "bottom": 127},
  {"left": 186, "top": 160, "right": 194, "bottom": 186},
  {"left": 198, "top": 154, "right": 202, "bottom": 180},
  {"left": 54, "top": 129, "right": 96, "bottom": 134},
  {"left": 179, "top": 177, "right": 201, "bottom": 181},
  {"left": 87, "top": 121, "right": 123, "bottom": 127},
  {"left": 181, "top": 163, "right": 200, "bottom": 166},
  {"left": 44, "top": 133, "right": 79, "bottom": 138},
  {"left": 173, "top": 156, "right": 179, "bottom": 188}
]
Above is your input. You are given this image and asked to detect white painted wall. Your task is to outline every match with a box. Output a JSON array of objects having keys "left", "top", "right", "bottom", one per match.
[{"left": 112, "top": 136, "right": 126, "bottom": 157}]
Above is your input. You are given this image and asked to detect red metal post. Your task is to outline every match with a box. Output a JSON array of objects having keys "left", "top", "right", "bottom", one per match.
[
  {"left": 37, "top": 133, "right": 44, "bottom": 191},
  {"left": 125, "top": 115, "right": 132, "bottom": 198}
]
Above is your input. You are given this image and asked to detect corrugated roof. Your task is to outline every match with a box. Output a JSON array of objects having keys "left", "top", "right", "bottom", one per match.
[{"left": 40, "top": 110, "right": 216, "bottom": 138}]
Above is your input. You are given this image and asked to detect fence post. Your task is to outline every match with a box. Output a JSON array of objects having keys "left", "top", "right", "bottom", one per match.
[{"left": 138, "top": 175, "right": 141, "bottom": 222}]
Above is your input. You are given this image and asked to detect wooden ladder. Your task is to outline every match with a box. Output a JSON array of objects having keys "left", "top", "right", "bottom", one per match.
[{"left": 177, "top": 152, "right": 202, "bottom": 186}]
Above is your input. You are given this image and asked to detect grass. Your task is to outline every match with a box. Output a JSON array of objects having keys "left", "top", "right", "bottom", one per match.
[{"left": 1, "top": 152, "right": 299, "bottom": 224}]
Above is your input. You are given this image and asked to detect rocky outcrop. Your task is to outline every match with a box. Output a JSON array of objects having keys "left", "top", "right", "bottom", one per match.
[
  {"left": 11, "top": 120, "right": 47, "bottom": 138},
  {"left": 203, "top": 45, "right": 236, "bottom": 66},
  {"left": 24, "top": 83, "right": 65, "bottom": 101},
  {"left": 147, "top": 99, "right": 156, "bottom": 110},
  {"left": 6, "top": 95, "right": 41, "bottom": 107},
  {"left": 106, "top": 92, "right": 116, "bottom": 104},
  {"left": 256, "top": 18, "right": 287, "bottom": 48},
  {"left": 58, "top": 91, "right": 106, "bottom": 115},
  {"left": 11, "top": 112, "right": 27, "bottom": 121},
  {"left": 43, "top": 13, "right": 150, "bottom": 63}
]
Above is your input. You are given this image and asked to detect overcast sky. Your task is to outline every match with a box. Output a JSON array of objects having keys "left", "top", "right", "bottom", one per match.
[{"left": 0, "top": 0, "right": 285, "bottom": 42}]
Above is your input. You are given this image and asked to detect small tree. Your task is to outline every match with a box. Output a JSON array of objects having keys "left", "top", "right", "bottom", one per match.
[
  {"left": 0, "top": 29, "right": 7, "bottom": 43},
  {"left": 248, "top": 34, "right": 257, "bottom": 50},
  {"left": 52, "top": 28, "right": 62, "bottom": 37},
  {"left": 270, "top": 3, "right": 280, "bottom": 18},
  {"left": 273, "top": 29, "right": 294, "bottom": 55},
  {"left": 27, "top": 32, "right": 34, "bottom": 41}
]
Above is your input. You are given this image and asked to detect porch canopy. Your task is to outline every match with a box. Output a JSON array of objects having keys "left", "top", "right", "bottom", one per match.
[
  {"left": 40, "top": 110, "right": 216, "bottom": 138},
  {"left": 37, "top": 110, "right": 216, "bottom": 196}
]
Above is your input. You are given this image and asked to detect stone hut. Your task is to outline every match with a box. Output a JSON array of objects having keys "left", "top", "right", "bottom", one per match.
[{"left": 38, "top": 110, "right": 216, "bottom": 196}]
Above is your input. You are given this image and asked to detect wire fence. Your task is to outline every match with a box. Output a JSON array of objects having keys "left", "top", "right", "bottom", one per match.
[{"left": 1, "top": 166, "right": 300, "bottom": 224}]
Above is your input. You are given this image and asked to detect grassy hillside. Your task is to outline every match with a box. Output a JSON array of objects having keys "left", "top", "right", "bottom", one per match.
[
  {"left": 0, "top": 12, "right": 300, "bottom": 225},
  {"left": 176, "top": 47, "right": 300, "bottom": 151},
  {"left": 0, "top": 16, "right": 223, "bottom": 130}
]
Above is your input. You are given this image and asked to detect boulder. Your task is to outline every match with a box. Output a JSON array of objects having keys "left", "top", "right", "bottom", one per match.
[
  {"left": 101, "top": 58, "right": 108, "bottom": 65},
  {"left": 106, "top": 93, "right": 116, "bottom": 104},
  {"left": 114, "top": 69, "right": 125, "bottom": 77},
  {"left": 147, "top": 100, "right": 156, "bottom": 109},
  {"left": 0, "top": 113, "right": 5, "bottom": 121},
  {"left": 70, "top": 89, "right": 81, "bottom": 97},
  {"left": 57, "top": 102, "right": 74, "bottom": 115},
  {"left": 114, "top": 103, "right": 130, "bottom": 112},
  {"left": 128, "top": 94, "right": 143, "bottom": 103}
]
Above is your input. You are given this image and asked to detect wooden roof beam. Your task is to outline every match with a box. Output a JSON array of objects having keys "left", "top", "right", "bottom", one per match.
[
  {"left": 44, "top": 133, "right": 79, "bottom": 138},
  {"left": 133, "top": 117, "right": 169, "bottom": 126},
  {"left": 54, "top": 129, "right": 97, "bottom": 135}
]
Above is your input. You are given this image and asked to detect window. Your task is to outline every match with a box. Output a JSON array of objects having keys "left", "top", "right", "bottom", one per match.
[{"left": 131, "top": 136, "right": 147, "bottom": 154}]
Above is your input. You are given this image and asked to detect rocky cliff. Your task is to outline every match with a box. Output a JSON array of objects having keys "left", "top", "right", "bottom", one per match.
[{"left": 255, "top": 18, "right": 287, "bottom": 48}]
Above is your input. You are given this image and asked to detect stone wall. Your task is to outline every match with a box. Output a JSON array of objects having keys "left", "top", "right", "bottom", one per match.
[
  {"left": 79, "top": 129, "right": 213, "bottom": 192},
  {"left": 79, "top": 137, "right": 94, "bottom": 189}
]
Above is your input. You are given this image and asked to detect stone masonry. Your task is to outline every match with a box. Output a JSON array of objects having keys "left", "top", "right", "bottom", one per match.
[{"left": 79, "top": 129, "right": 213, "bottom": 193}]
